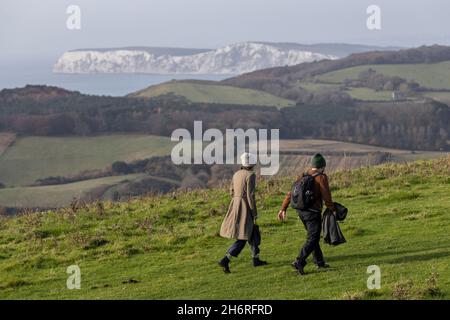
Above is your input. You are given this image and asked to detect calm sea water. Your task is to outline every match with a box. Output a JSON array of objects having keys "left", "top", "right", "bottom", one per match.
[{"left": 0, "top": 56, "right": 229, "bottom": 96}]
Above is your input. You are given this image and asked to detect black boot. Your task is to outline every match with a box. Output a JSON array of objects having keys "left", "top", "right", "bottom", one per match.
[
  {"left": 316, "top": 263, "right": 330, "bottom": 269},
  {"left": 292, "top": 260, "right": 306, "bottom": 275},
  {"left": 253, "top": 257, "right": 268, "bottom": 267},
  {"left": 218, "top": 256, "right": 231, "bottom": 274}
]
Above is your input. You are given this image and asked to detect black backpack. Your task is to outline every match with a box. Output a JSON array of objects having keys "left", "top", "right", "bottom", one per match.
[{"left": 290, "top": 172, "right": 320, "bottom": 211}]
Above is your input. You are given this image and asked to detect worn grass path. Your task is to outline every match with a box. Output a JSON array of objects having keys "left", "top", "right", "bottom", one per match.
[{"left": 0, "top": 157, "right": 449, "bottom": 299}]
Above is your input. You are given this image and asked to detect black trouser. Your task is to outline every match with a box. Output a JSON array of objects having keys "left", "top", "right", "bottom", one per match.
[
  {"left": 227, "top": 239, "right": 260, "bottom": 258},
  {"left": 297, "top": 210, "right": 325, "bottom": 267}
]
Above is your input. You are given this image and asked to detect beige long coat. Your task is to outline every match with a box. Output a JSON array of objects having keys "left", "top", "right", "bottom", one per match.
[{"left": 220, "top": 168, "right": 257, "bottom": 240}]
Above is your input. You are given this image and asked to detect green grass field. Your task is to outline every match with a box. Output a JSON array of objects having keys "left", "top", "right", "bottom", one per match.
[
  {"left": 346, "top": 88, "right": 394, "bottom": 101},
  {"left": 298, "top": 81, "right": 396, "bottom": 101},
  {"left": 0, "top": 135, "right": 173, "bottom": 187},
  {"left": 316, "top": 61, "right": 450, "bottom": 89},
  {"left": 0, "top": 157, "right": 448, "bottom": 299},
  {"left": 130, "top": 81, "right": 295, "bottom": 107}
]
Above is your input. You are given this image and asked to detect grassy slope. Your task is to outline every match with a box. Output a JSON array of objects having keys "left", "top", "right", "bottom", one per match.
[
  {"left": 131, "top": 81, "right": 295, "bottom": 107},
  {"left": 316, "top": 61, "right": 450, "bottom": 89},
  {"left": 0, "top": 135, "right": 173, "bottom": 187},
  {"left": 345, "top": 88, "right": 393, "bottom": 101},
  {"left": 0, "top": 157, "right": 449, "bottom": 299}
]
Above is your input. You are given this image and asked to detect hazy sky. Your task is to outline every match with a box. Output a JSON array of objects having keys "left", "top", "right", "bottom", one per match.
[{"left": 2, "top": 0, "right": 450, "bottom": 59}]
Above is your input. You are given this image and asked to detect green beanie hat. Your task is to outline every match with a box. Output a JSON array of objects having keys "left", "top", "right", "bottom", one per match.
[{"left": 311, "top": 153, "right": 326, "bottom": 168}]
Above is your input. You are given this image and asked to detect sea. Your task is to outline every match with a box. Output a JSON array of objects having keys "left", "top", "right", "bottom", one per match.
[{"left": 0, "top": 56, "right": 229, "bottom": 96}]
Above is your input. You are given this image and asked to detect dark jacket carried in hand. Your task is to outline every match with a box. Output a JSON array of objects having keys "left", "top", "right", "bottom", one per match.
[{"left": 322, "top": 202, "right": 347, "bottom": 246}]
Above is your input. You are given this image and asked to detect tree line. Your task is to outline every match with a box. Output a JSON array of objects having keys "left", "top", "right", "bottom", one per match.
[{"left": 0, "top": 86, "right": 448, "bottom": 151}]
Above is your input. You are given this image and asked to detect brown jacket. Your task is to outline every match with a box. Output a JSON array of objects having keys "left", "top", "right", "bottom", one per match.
[
  {"left": 280, "top": 169, "right": 335, "bottom": 213},
  {"left": 220, "top": 168, "right": 257, "bottom": 240}
]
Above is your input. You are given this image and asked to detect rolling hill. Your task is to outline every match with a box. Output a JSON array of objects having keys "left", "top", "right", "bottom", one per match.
[
  {"left": 223, "top": 45, "right": 450, "bottom": 99},
  {"left": 128, "top": 46, "right": 450, "bottom": 105},
  {"left": 129, "top": 80, "right": 295, "bottom": 107},
  {"left": 0, "top": 157, "right": 448, "bottom": 299}
]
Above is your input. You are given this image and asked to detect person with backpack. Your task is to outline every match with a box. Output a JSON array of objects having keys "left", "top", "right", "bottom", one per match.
[
  {"left": 218, "top": 152, "right": 268, "bottom": 273},
  {"left": 277, "top": 153, "right": 336, "bottom": 275}
]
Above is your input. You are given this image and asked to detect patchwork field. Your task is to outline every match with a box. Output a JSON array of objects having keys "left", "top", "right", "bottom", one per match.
[
  {"left": 129, "top": 81, "right": 295, "bottom": 107},
  {"left": 0, "top": 135, "right": 173, "bottom": 187},
  {"left": 316, "top": 61, "right": 450, "bottom": 89},
  {"left": 345, "top": 87, "right": 394, "bottom": 101},
  {"left": 298, "top": 81, "right": 405, "bottom": 101},
  {"left": 0, "top": 136, "right": 447, "bottom": 209}
]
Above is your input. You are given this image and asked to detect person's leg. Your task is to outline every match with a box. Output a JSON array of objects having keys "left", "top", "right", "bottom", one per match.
[
  {"left": 296, "top": 212, "right": 322, "bottom": 269},
  {"left": 312, "top": 243, "right": 325, "bottom": 266},
  {"left": 227, "top": 239, "right": 247, "bottom": 258},
  {"left": 249, "top": 241, "right": 260, "bottom": 259},
  {"left": 312, "top": 215, "right": 325, "bottom": 266},
  {"left": 248, "top": 240, "right": 268, "bottom": 267},
  {"left": 219, "top": 239, "right": 246, "bottom": 273}
]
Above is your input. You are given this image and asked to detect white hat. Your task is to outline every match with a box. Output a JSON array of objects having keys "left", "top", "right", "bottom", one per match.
[{"left": 240, "top": 152, "right": 257, "bottom": 167}]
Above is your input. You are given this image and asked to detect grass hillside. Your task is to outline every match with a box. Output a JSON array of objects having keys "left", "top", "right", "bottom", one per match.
[
  {"left": 130, "top": 81, "right": 295, "bottom": 107},
  {"left": 0, "top": 135, "right": 172, "bottom": 187},
  {"left": 317, "top": 61, "right": 450, "bottom": 89},
  {"left": 0, "top": 157, "right": 449, "bottom": 299}
]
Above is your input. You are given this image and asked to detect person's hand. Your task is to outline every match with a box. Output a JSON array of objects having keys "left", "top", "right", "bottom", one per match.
[
  {"left": 277, "top": 210, "right": 286, "bottom": 221},
  {"left": 333, "top": 210, "right": 337, "bottom": 216}
]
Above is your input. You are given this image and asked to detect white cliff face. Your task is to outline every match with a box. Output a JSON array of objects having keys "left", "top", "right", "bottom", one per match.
[{"left": 53, "top": 42, "right": 337, "bottom": 75}]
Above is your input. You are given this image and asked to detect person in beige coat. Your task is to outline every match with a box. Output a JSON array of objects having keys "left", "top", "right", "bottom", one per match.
[{"left": 218, "top": 153, "right": 268, "bottom": 273}]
